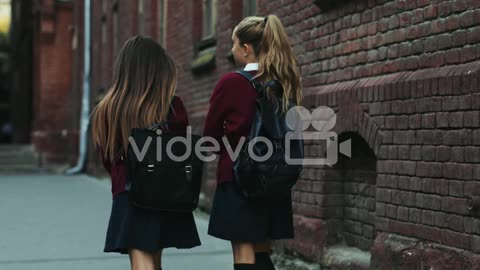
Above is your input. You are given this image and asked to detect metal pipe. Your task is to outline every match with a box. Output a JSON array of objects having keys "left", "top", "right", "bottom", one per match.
[{"left": 65, "top": 0, "right": 90, "bottom": 175}]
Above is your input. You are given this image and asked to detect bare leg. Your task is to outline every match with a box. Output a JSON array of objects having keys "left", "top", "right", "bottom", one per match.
[
  {"left": 231, "top": 242, "right": 256, "bottom": 264},
  {"left": 128, "top": 249, "right": 156, "bottom": 270}
]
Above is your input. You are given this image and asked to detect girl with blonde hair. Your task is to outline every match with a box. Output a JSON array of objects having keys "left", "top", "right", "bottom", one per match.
[{"left": 204, "top": 15, "right": 302, "bottom": 270}]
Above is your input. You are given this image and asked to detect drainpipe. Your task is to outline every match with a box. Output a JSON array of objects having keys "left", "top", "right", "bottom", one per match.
[{"left": 65, "top": 0, "right": 90, "bottom": 175}]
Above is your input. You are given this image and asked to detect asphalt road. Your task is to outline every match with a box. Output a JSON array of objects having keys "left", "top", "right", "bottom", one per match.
[{"left": 0, "top": 173, "right": 233, "bottom": 270}]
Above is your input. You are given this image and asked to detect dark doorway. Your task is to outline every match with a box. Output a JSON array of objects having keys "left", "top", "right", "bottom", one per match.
[
  {"left": 330, "top": 132, "right": 377, "bottom": 251},
  {"left": 9, "top": 0, "right": 33, "bottom": 144}
]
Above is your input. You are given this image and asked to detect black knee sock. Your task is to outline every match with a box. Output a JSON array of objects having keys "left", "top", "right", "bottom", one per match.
[
  {"left": 255, "top": 252, "right": 275, "bottom": 270},
  {"left": 234, "top": 263, "right": 256, "bottom": 270}
]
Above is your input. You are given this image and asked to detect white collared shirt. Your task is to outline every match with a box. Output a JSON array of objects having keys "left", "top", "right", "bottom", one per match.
[{"left": 244, "top": 63, "right": 259, "bottom": 71}]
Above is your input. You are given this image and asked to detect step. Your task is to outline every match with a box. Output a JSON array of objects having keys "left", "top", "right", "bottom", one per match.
[
  {"left": 0, "top": 146, "right": 35, "bottom": 156},
  {"left": 0, "top": 144, "right": 41, "bottom": 169},
  {"left": 0, "top": 165, "right": 51, "bottom": 174},
  {"left": 0, "top": 144, "right": 34, "bottom": 152},
  {"left": 0, "top": 149, "right": 39, "bottom": 158},
  {"left": 0, "top": 156, "right": 40, "bottom": 166},
  {"left": 0, "top": 148, "right": 37, "bottom": 158},
  {"left": 0, "top": 152, "right": 40, "bottom": 166}
]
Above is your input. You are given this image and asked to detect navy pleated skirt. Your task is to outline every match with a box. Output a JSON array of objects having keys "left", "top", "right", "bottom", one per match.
[
  {"left": 208, "top": 181, "right": 294, "bottom": 243},
  {"left": 104, "top": 192, "right": 201, "bottom": 254}
]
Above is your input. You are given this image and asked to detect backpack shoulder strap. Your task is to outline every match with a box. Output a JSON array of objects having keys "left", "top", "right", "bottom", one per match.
[
  {"left": 148, "top": 96, "right": 176, "bottom": 130},
  {"left": 235, "top": 70, "right": 264, "bottom": 91},
  {"left": 235, "top": 70, "right": 282, "bottom": 94}
]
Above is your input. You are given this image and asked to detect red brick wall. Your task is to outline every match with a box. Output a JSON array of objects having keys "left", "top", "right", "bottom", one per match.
[
  {"left": 287, "top": 0, "right": 480, "bottom": 90},
  {"left": 87, "top": 0, "right": 480, "bottom": 268},
  {"left": 31, "top": 1, "right": 77, "bottom": 165}
]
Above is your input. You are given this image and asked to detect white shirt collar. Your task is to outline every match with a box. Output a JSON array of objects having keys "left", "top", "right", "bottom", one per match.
[{"left": 244, "top": 63, "right": 259, "bottom": 71}]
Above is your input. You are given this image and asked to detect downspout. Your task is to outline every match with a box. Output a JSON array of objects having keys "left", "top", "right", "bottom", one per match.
[{"left": 65, "top": 0, "right": 90, "bottom": 175}]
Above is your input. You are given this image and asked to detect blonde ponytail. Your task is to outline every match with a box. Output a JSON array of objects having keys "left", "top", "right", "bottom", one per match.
[
  {"left": 257, "top": 15, "right": 302, "bottom": 112},
  {"left": 234, "top": 15, "right": 302, "bottom": 113}
]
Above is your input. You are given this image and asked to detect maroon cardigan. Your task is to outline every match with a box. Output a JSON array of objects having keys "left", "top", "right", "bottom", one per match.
[
  {"left": 98, "top": 96, "right": 189, "bottom": 197},
  {"left": 203, "top": 71, "right": 258, "bottom": 185}
]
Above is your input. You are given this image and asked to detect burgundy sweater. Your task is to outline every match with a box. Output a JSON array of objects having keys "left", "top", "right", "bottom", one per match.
[
  {"left": 203, "top": 71, "right": 258, "bottom": 185},
  {"left": 98, "top": 96, "right": 189, "bottom": 197}
]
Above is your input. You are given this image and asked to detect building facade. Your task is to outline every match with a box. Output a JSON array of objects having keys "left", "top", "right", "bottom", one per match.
[
  {"left": 10, "top": 0, "right": 80, "bottom": 166},
  {"left": 12, "top": 0, "right": 480, "bottom": 269}
]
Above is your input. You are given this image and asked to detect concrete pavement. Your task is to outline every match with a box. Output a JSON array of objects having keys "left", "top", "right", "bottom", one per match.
[{"left": 0, "top": 173, "right": 233, "bottom": 270}]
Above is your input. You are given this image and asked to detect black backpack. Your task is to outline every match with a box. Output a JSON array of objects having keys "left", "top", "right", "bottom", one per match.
[
  {"left": 125, "top": 96, "right": 203, "bottom": 212},
  {"left": 233, "top": 71, "right": 304, "bottom": 202}
]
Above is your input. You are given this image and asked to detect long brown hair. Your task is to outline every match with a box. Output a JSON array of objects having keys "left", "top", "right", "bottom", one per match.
[
  {"left": 90, "top": 35, "right": 177, "bottom": 162},
  {"left": 234, "top": 15, "right": 302, "bottom": 112}
]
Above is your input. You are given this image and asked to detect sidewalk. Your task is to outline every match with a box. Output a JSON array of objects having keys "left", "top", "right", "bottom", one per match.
[{"left": 0, "top": 173, "right": 232, "bottom": 270}]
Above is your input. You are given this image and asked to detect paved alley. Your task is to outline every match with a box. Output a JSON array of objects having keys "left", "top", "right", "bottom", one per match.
[{"left": 0, "top": 173, "right": 233, "bottom": 270}]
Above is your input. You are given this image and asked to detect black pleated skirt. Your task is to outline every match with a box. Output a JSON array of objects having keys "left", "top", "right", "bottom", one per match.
[
  {"left": 208, "top": 181, "right": 294, "bottom": 243},
  {"left": 104, "top": 192, "right": 201, "bottom": 254}
]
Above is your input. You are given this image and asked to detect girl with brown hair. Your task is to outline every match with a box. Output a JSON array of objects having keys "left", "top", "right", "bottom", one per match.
[
  {"left": 204, "top": 15, "right": 302, "bottom": 270},
  {"left": 91, "top": 36, "right": 200, "bottom": 270}
]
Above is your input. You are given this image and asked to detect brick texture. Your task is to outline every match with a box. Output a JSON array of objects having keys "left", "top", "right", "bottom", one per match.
[
  {"left": 85, "top": 0, "right": 480, "bottom": 268},
  {"left": 31, "top": 1, "right": 78, "bottom": 165}
]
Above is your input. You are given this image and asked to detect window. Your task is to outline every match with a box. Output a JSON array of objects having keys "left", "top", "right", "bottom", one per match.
[
  {"left": 138, "top": 0, "right": 145, "bottom": 35},
  {"left": 157, "top": 0, "right": 167, "bottom": 47},
  {"left": 202, "top": 0, "right": 217, "bottom": 40},
  {"left": 191, "top": 0, "right": 217, "bottom": 74},
  {"left": 242, "top": 0, "right": 257, "bottom": 17}
]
